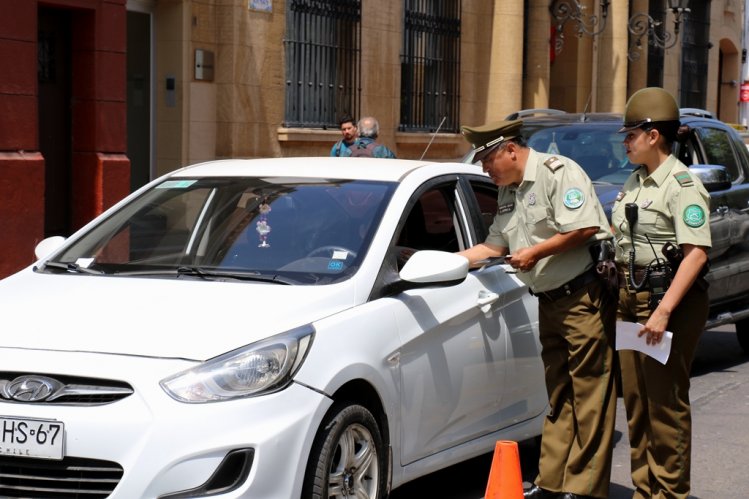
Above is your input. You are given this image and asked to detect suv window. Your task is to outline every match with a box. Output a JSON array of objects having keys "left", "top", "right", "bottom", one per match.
[
  {"left": 524, "top": 124, "right": 633, "bottom": 183},
  {"left": 694, "top": 126, "right": 741, "bottom": 181}
]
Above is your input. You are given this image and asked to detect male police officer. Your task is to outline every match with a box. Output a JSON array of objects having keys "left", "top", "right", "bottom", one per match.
[{"left": 459, "top": 120, "right": 617, "bottom": 499}]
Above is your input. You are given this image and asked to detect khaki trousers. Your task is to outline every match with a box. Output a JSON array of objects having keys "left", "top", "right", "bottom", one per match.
[
  {"left": 535, "top": 280, "right": 617, "bottom": 498},
  {"left": 618, "top": 285, "right": 708, "bottom": 499}
]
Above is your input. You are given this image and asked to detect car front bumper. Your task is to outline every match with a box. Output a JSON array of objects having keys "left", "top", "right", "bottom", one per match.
[{"left": 0, "top": 348, "right": 332, "bottom": 498}]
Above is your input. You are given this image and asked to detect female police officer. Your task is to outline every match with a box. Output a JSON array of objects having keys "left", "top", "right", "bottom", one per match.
[{"left": 614, "top": 87, "right": 711, "bottom": 499}]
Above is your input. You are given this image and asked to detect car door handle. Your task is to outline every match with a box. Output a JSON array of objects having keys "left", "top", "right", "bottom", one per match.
[{"left": 477, "top": 291, "right": 500, "bottom": 313}]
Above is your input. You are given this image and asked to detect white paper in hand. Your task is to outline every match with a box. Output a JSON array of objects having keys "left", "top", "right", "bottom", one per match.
[{"left": 615, "top": 321, "right": 673, "bottom": 365}]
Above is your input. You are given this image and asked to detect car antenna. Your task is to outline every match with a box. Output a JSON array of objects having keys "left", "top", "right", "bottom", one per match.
[
  {"left": 580, "top": 92, "right": 592, "bottom": 122},
  {"left": 420, "top": 116, "right": 447, "bottom": 160}
]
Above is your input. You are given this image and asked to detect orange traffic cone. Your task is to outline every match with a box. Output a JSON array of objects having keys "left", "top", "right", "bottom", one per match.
[{"left": 484, "top": 440, "right": 524, "bottom": 499}]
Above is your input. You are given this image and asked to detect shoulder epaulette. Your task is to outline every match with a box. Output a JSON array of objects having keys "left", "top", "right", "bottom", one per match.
[
  {"left": 544, "top": 156, "right": 564, "bottom": 172},
  {"left": 673, "top": 171, "right": 694, "bottom": 187}
]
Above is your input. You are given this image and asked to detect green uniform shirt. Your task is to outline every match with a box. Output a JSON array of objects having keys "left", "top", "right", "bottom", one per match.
[
  {"left": 485, "top": 149, "right": 613, "bottom": 293},
  {"left": 612, "top": 155, "right": 712, "bottom": 267}
]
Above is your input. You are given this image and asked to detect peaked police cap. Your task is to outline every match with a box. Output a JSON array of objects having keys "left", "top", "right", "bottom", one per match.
[
  {"left": 620, "top": 87, "right": 680, "bottom": 132},
  {"left": 461, "top": 120, "right": 523, "bottom": 161}
]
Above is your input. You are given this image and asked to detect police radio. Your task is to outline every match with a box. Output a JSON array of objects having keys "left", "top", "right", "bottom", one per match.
[{"left": 624, "top": 202, "right": 673, "bottom": 310}]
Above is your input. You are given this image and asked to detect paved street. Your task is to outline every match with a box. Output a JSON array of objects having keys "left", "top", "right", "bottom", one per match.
[{"left": 391, "top": 325, "right": 749, "bottom": 498}]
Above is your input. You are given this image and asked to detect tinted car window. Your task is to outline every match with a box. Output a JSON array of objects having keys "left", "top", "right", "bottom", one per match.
[
  {"left": 468, "top": 181, "right": 499, "bottom": 234},
  {"left": 398, "top": 187, "right": 461, "bottom": 253},
  {"left": 694, "top": 126, "right": 740, "bottom": 181}
]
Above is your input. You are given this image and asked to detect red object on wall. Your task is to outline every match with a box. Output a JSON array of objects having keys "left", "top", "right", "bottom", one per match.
[
  {"left": 0, "top": 0, "right": 129, "bottom": 278},
  {"left": 741, "top": 83, "right": 749, "bottom": 103}
]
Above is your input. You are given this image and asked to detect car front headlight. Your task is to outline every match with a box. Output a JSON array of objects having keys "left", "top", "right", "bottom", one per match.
[{"left": 160, "top": 325, "right": 314, "bottom": 403}]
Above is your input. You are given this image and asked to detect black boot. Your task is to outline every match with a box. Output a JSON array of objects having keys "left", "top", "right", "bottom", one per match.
[{"left": 523, "top": 484, "right": 561, "bottom": 499}]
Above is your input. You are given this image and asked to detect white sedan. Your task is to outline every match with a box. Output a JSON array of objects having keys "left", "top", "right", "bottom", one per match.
[{"left": 0, "top": 157, "right": 546, "bottom": 498}]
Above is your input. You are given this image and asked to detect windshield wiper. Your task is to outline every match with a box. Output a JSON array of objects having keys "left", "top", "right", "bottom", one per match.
[
  {"left": 38, "top": 261, "right": 104, "bottom": 275},
  {"left": 177, "top": 266, "right": 293, "bottom": 284},
  {"left": 113, "top": 266, "right": 293, "bottom": 284}
]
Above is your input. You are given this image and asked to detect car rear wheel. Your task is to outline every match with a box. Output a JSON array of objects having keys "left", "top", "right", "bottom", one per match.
[
  {"left": 736, "top": 318, "right": 749, "bottom": 354},
  {"left": 302, "top": 402, "right": 386, "bottom": 499}
]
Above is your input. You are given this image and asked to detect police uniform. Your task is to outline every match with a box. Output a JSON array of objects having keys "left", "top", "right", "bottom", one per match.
[
  {"left": 613, "top": 87, "right": 712, "bottom": 499},
  {"left": 462, "top": 120, "right": 617, "bottom": 499}
]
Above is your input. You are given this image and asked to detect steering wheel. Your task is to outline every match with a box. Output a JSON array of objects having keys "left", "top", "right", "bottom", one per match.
[{"left": 306, "top": 245, "right": 358, "bottom": 260}]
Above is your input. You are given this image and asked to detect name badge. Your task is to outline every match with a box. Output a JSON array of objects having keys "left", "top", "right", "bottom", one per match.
[{"left": 498, "top": 202, "right": 515, "bottom": 215}]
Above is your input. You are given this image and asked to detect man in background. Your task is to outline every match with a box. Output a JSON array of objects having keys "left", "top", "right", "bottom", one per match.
[
  {"left": 345, "top": 116, "right": 397, "bottom": 158},
  {"left": 330, "top": 114, "right": 358, "bottom": 157}
]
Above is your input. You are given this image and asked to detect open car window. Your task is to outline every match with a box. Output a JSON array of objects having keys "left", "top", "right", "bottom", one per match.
[{"left": 391, "top": 180, "right": 472, "bottom": 272}]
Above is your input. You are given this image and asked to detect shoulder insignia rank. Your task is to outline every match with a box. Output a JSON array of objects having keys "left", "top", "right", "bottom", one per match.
[
  {"left": 615, "top": 191, "right": 625, "bottom": 202},
  {"left": 674, "top": 171, "right": 694, "bottom": 187},
  {"left": 544, "top": 156, "right": 564, "bottom": 172}
]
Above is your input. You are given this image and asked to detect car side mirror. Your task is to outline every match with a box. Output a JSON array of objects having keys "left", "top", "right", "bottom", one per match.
[
  {"left": 34, "top": 236, "right": 66, "bottom": 260},
  {"left": 399, "top": 250, "right": 469, "bottom": 286},
  {"left": 691, "top": 164, "right": 732, "bottom": 192}
]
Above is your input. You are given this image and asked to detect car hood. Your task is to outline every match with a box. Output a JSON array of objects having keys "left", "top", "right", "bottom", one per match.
[{"left": 0, "top": 270, "right": 357, "bottom": 360}]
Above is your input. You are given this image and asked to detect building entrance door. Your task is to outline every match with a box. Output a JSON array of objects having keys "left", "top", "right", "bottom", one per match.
[
  {"left": 38, "top": 7, "right": 72, "bottom": 237},
  {"left": 127, "top": 10, "right": 152, "bottom": 191}
]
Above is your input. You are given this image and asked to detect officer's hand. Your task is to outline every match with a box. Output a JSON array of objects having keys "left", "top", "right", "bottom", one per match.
[
  {"left": 506, "top": 248, "right": 537, "bottom": 272},
  {"left": 639, "top": 308, "right": 670, "bottom": 345}
]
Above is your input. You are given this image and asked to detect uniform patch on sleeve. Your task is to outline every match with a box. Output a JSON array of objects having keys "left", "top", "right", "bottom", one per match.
[
  {"left": 683, "top": 204, "right": 705, "bottom": 227},
  {"left": 563, "top": 188, "right": 585, "bottom": 209},
  {"left": 674, "top": 172, "right": 694, "bottom": 187},
  {"left": 544, "top": 156, "right": 564, "bottom": 172}
]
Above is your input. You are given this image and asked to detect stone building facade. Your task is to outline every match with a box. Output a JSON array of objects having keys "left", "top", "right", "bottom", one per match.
[{"left": 0, "top": 0, "right": 743, "bottom": 278}]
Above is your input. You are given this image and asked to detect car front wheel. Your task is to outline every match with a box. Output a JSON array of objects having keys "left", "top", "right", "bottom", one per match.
[
  {"left": 736, "top": 318, "right": 749, "bottom": 354},
  {"left": 303, "top": 402, "right": 387, "bottom": 499}
]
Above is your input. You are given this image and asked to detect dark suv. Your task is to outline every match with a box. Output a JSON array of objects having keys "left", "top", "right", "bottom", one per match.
[{"left": 464, "top": 109, "right": 749, "bottom": 353}]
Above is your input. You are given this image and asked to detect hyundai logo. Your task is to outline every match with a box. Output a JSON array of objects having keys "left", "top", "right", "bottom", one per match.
[{"left": 3, "top": 376, "right": 64, "bottom": 402}]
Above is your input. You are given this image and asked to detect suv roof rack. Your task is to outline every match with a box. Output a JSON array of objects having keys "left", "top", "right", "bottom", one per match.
[
  {"left": 505, "top": 108, "right": 566, "bottom": 120},
  {"left": 680, "top": 108, "right": 714, "bottom": 119}
]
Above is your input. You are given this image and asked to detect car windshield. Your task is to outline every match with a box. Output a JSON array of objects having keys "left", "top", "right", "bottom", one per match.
[{"left": 42, "top": 177, "right": 396, "bottom": 285}]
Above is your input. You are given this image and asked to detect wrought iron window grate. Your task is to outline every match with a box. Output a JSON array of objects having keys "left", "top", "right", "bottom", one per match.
[
  {"left": 400, "top": 0, "right": 461, "bottom": 133},
  {"left": 284, "top": 0, "right": 361, "bottom": 128}
]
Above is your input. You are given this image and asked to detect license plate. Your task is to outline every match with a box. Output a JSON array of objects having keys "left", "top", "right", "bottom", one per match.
[{"left": 0, "top": 417, "right": 65, "bottom": 460}]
